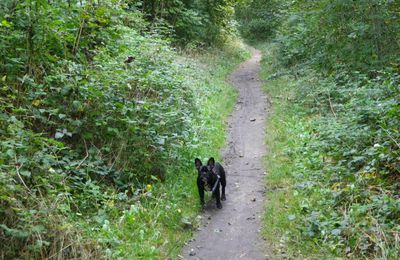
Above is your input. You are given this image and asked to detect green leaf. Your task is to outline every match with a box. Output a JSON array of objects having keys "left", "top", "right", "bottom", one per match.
[
  {"left": 0, "top": 224, "right": 29, "bottom": 238},
  {"left": 1, "top": 20, "right": 12, "bottom": 28},
  {"left": 32, "top": 225, "right": 46, "bottom": 234},
  {"left": 20, "top": 170, "right": 31, "bottom": 177},
  {"left": 331, "top": 229, "right": 341, "bottom": 236},
  {"left": 6, "top": 149, "right": 15, "bottom": 157},
  {"left": 55, "top": 132, "right": 64, "bottom": 139}
]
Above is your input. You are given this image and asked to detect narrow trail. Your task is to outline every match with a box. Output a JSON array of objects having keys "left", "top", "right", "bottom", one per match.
[{"left": 182, "top": 49, "right": 271, "bottom": 259}]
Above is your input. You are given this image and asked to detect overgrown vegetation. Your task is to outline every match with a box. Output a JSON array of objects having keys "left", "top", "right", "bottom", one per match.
[
  {"left": 237, "top": 0, "right": 400, "bottom": 258},
  {"left": 140, "top": 0, "right": 238, "bottom": 46},
  {"left": 4, "top": 0, "right": 399, "bottom": 257},
  {"left": 235, "top": 0, "right": 282, "bottom": 41},
  {"left": 0, "top": 0, "right": 248, "bottom": 258}
]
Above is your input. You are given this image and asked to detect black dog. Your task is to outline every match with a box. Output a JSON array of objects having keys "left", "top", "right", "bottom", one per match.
[{"left": 195, "top": 157, "right": 226, "bottom": 209}]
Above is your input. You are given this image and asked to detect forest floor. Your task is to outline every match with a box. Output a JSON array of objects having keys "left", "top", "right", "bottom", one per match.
[{"left": 182, "top": 48, "right": 272, "bottom": 259}]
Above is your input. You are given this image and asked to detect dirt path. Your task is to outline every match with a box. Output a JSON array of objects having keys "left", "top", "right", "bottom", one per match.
[{"left": 182, "top": 48, "right": 270, "bottom": 260}]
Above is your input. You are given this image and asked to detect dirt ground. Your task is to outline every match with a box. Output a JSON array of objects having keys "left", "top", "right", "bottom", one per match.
[{"left": 182, "top": 48, "right": 271, "bottom": 259}]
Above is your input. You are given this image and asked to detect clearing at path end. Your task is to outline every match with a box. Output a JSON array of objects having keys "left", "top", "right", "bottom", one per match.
[{"left": 182, "top": 49, "right": 271, "bottom": 260}]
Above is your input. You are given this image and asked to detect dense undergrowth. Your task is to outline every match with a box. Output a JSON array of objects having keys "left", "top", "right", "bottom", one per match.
[
  {"left": 261, "top": 44, "right": 400, "bottom": 259},
  {"left": 253, "top": 1, "right": 400, "bottom": 258},
  {"left": 0, "top": 0, "right": 248, "bottom": 258},
  {"left": 262, "top": 47, "right": 400, "bottom": 259}
]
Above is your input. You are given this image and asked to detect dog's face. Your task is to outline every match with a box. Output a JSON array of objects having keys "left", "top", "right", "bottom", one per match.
[
  {"left": 195, "top": 158, "right": 212, "bottom": 187},
  {"left": 199, "top": 166, "right": 210, "bottom": 185}
]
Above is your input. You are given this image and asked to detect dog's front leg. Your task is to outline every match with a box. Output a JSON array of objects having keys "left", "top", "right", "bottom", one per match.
[
  {"left": 221, "top": 176, "right": 226, "bottom": 201},
  {"left": 214, "top": 183, "right": 222, "bottom": 209},
  {"left": 197, "top": 177, "right": 205, "bottom": 207},
  {"left": 219, "top": 165, "right": 226, "bottom": 201}
]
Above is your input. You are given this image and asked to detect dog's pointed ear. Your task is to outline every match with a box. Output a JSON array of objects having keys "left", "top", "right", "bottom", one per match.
[
  {"left": 195, "top": 158, "right": 202, "bottom": 170},
  {"left": 207, "top": 157, "right": 215, "bottom": 167}
]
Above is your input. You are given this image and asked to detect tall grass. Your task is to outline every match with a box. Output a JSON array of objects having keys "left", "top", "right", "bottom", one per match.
[{"left": 259, "top": 42, "right": 334, "bottom": 258}]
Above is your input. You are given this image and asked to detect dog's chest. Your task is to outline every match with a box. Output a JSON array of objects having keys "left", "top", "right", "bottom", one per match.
[
  {"left": 201, "top": 175, "right": 214, "bottom": 191},
  {"left": 204, "top": 181, "right": 212, "bottom": 191}
]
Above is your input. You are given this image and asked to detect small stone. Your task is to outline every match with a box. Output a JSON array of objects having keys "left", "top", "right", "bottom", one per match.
[
  {"left": 189, "top": 249, "right": 196, "bottom": 256},
  {"left": 251, "top": 197, "right": 256, "bottom": 202},
  {"left": 250, "top": 118, "right": 256, "bottom": 122}
]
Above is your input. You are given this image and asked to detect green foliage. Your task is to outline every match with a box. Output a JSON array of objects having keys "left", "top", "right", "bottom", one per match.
[
  {"left": 235, "top": 0, "right": 283, "bottom": 40},
  {"left": 260, "top": 34, "right": 400, "bottom": 259},
  {"left": 0, "top": 0, "right": 249, "bottom": 258},
  {"left": 276, "top": 0, "right": 400, "bottom": 72},
  {"left": 285, "top": 71, "right": 400, "bottom": 258},
  {"left": 253, "top": 0, "right": 400, "bottom": 257},
  {"left": 260, "top": 54, "right": 333, "bottom": 257},
  {"left": 140, "top": 0, "right": 239, "bottom": 45}
]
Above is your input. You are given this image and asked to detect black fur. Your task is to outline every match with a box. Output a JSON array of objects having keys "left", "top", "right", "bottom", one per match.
[{"left": 194, "top": 157, "right": 226, "bottom": 209}]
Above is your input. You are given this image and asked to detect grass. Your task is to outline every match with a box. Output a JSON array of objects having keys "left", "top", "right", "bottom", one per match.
[{"left": 258, "top": 42, "right": 335, "bottom": 259}]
